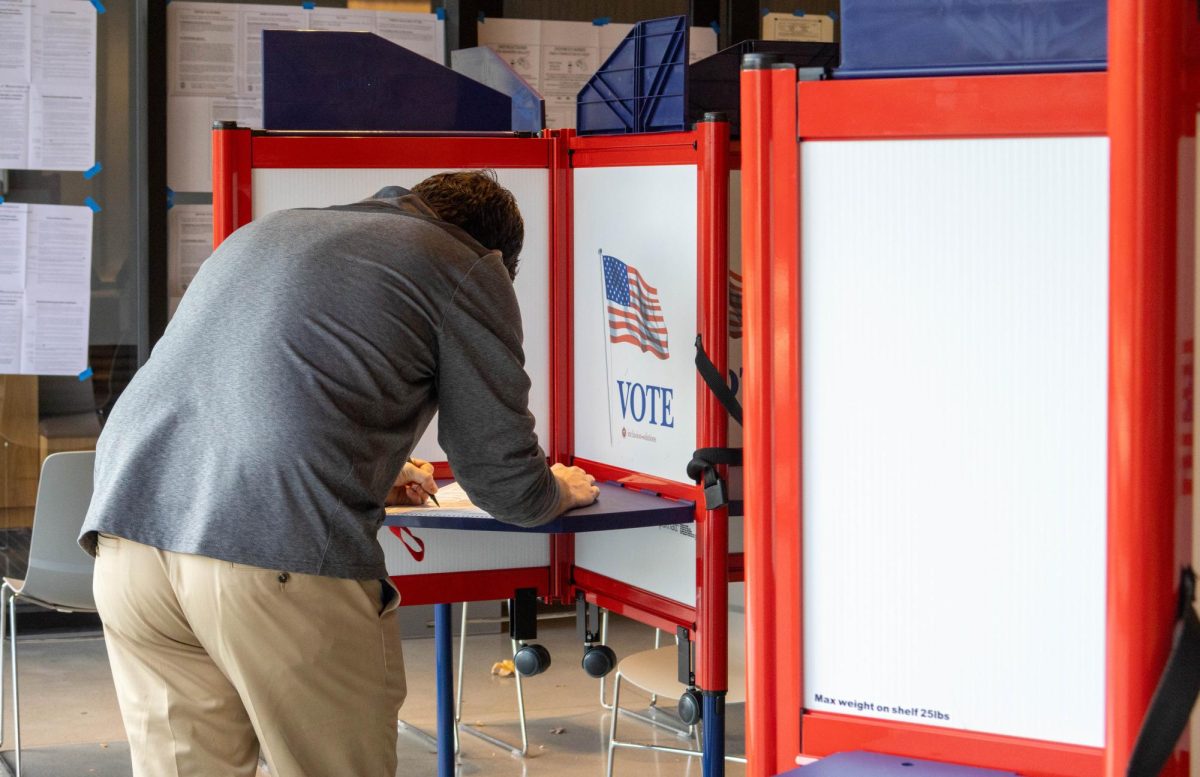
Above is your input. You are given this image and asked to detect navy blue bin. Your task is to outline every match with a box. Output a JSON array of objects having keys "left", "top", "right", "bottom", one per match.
[{"left": 837, "top": 0, "right": 1106, "bottom": 78}]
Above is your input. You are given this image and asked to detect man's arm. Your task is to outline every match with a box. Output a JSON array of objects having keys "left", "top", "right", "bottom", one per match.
[{"left": 436, "top": 255, "right": 597, "bottom": 526}]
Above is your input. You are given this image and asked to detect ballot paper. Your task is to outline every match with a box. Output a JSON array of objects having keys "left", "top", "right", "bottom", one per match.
[
  {"left": 0, "top": 202, "right": 93, "bottom": 376},
  {"left": 385, "top": 482, "right": 488, "bottom": 520},
  {"left": 0, "top": 0, "right": 96, "bottom": 171}
]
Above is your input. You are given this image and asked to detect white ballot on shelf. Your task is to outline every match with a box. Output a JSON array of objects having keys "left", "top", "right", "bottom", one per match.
[
  {"left": 386, "top": 482, "right": 489, "bottom": 520},
  {"left": 0, "top": 203, "right": 92, "bottom": 376},
  {"left": 376, "top": 11, "right": 442, "bottom": 63}
]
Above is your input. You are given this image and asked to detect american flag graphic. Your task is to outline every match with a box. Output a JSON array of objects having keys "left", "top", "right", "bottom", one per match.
[
  {"left": 729, "top": 270, "right": 743, "bottom": 340},
  {"left": 602, "top": 254, "right": 669, "bottom": 360}
]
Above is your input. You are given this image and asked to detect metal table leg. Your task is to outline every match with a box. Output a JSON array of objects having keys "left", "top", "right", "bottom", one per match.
[
  {"left": 435, "top": 603, "right": 454, "bottom": 777},
  {"left": 702, "top": 692, "right": 726, "bottom": 777}
]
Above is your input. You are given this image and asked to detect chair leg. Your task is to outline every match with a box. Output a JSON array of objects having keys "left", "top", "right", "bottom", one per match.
[
  {"left": 0, "top": 582, "right": 8, "bottom": 750},
  {"left": 606, "top": 672, "right": 622, "bottom": 777},
  {"left": 10, "top": 590, "right": 19, "bottom": 777},
  {"left": 598, "top": 609, "right": 612, "bottom": 709},
  {"left": 510, "top": 639, "right": 528, "bottom": 755},
  {"left": 453, "top": 602, "right": 468, "bottom": 754}
]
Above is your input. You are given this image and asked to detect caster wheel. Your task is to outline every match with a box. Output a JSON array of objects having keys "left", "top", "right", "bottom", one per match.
[
  {"left": 677, "top": 688, "right": 703, "bottom": 725},
  {"left": 581, "top": 644, "right": 617, "bottom": 678},
  {"left": 513, "top": 643, "right": 551, "bottom": 676}
]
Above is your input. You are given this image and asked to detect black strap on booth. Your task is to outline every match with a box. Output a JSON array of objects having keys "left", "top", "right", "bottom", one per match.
[
  {"left": 1126, "top": 566, "right": 1200, "bottom": 777},
  {"left": 689, "top": 335, "right": 743, "bottom": 511}
]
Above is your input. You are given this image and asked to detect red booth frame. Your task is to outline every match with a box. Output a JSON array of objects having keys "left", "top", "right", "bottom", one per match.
[
  {"left": 738, "top": 1, "right": 1200, "bottom": 776},
  {"left": 211, "top": 126, "right": 745, "bottom": 704}
]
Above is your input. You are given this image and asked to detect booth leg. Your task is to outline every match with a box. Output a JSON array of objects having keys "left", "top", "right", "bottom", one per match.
[
  {"left": 435, "top": 603, "right": 455, "bottom": 777},
  {"left": 702, "top": 691, "right": 726, "bottom": 777}
]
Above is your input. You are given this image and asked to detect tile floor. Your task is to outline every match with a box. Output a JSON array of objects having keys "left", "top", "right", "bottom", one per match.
[{"left": 0, "top": 608, "right": 745, "bottom": 776}]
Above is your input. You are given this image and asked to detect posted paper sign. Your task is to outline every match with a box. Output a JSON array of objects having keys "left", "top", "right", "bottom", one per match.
[
  {"left": 0, "top": 202, "right": 93, "bottom": 375},
  {"left": 478, "top": 18, "right": 717, "bottom": 130},
  {"left": 0, "top": 0, "right": 97, "bottom": 171},
  {"left": 572, "top": 165, "right": 698, "bottom": 483},
  {"left": 168, "top": 204, "right": 213, "bottom": 299},
  {"left": 166, "top": 2, "right": 444, "bottom": 192}
]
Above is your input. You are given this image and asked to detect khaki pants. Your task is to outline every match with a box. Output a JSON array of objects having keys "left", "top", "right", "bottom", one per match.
[{"left": 93, "top": 534, "right": 406, "bottom": 777}]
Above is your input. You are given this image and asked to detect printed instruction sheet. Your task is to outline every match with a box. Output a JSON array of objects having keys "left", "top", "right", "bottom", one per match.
[
  {"left": 0, "top": 0, "right": 96, "bottom": 171},
  {"left": 478, "top": 18, "right": 717, "bottom": 130},
  {"left": 0, "top": 202, "right": 93, "bottom": 375},
  {"left": 166, "top": 1, "right": 445, "bottom": 192}
]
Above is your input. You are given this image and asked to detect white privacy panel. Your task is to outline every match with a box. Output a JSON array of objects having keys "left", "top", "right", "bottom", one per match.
[
  {"left": 801, "top": 137, "right": 1108, "bottom": 746},
  {"left": 251, "top": 167, "right": 551, "bottom": 464},
  {"left": 574, "top": 524, "right": 697, "bottom": 606},
  {"left": 572, "top": 164, "right": 699, "bottom": 604},
  {"left": 379, "top": 526, "right": 549, "bottom": 578},
  {"left": 572, "top": 165, "right": 699, "bottom": 483}
]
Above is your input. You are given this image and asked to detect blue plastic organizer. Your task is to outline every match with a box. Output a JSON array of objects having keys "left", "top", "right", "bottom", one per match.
[
  {"left": 837, "top": 0, "right": 1106, "bottom": 78},
  {"left": 576, "top": 15, "right": 689, "bottom": 136}
]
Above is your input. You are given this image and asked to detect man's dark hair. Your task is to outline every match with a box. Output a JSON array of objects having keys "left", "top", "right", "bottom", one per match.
[{"left": 412, "top": 170, "right": 524, "bottom": 280}]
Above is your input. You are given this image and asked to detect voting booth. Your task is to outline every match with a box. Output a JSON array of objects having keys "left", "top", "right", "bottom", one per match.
[
  {"left": 737, "top": 1, "right": 1200, "bottom": 775},
  {"left": 208, "top": 25, "right": 755, "bottom": 777}
]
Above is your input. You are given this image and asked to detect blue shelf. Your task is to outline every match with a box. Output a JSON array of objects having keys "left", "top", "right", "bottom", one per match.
[{"left": 384, "top": 481, "right": 695, "bottom": 534}]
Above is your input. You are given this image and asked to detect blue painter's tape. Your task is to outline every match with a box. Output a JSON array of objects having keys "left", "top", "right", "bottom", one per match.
[
  {"left": 435, "top": 7, "right": 444, "bottom": 19},
  {"left": 84, "top": 196, "right": 102, "bottom": 213},
  {"left": 302, "top": 1, "right": 314, "bottom": 8},
  {"left": 477, "top": 10, "right": 485, "bottom": 21},
  {"left": 828, "top": 10, "right": 838, "bottom": 20},
  {"left": 761, "top": 7, "right": 770, "bottom": 16},
  {"left": 592, "top": 16, "right": 610, "bottom": 26},
  {"left": 0, "top": 196, "right": 5, "bottom": 204},
  {"left": 89, "top": 0, "right": 105, "bottom": 12},
  {"left": 709, "top": 20, "right": 719, "bottom": 34},
  {"left": 166, "top": 187, "right": 175, "bottom": 210},
  {"left": 77, "top": 367, "right": 93, "bottom": 382},
  {"left": 793, "top": 8, "right": 806, "bottom": 16},
  {"left": 83, "top": 162, "right": 102, "bottom": 180}
]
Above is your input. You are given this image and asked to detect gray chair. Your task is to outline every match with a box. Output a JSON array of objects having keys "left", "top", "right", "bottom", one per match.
[{"left": 0, "top": 451, "right": 96, "bottom": 777}]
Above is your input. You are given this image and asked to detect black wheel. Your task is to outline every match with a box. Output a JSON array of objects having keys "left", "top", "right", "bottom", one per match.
[
  {"left": 580, "top": 644, "right": 617, "bottom": 678},
  {"left": 513, "top": 643, "right": 551, "bottom": 676},
  {"left": 677, "top": 688, "right": 703, "bottom": 725}
]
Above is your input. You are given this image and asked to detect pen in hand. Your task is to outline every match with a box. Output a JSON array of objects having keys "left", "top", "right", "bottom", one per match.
[{"left": 407, "top": 457, "right": 440, "bottom": 506}]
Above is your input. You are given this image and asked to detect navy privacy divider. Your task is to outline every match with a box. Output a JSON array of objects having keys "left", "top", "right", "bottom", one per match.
[
  {"left": 576, "top": 16, "right": 689, "bottom": 136},
  {"left": 262, "top": 31, "right": 513, "bottom": 132},
  {"left": 837, "top": 0, "right": 1106, "bottom": 78},
  {"left": 451, "top": 47, "right": 545, "bottom": 133}
]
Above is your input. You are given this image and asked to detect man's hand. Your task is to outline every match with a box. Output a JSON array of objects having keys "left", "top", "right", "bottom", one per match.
[
  {"left": 387, "top": 458, "right": 438, "bottom": 506},
  {"left": 552, "top": 462, "right": 599, "bottom": 516}
]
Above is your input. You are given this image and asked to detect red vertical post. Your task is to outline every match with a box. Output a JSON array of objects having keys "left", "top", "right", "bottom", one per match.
[
  {"left": 767, "top": 62, "right": 804, "bottom": 773},
  {"left": 548, "top": 128, "right": 576, "bottom": 604},
  {"left": 696, "top": 115, "right": 731, "bottom": 696},
  {"left": 211, "top": 123, "right": 253, "bottom": 248},
  {"left": 1106, "top": 0, "right": 1185, "bottom": 775},
  {"left": 740, "top": 55, "right": 781, "bottom": 777}
]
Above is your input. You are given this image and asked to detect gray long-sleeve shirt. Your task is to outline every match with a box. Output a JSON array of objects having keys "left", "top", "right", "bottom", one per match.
[{"left": 79, "top": 190, "right": 561, "bottom": 579}]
